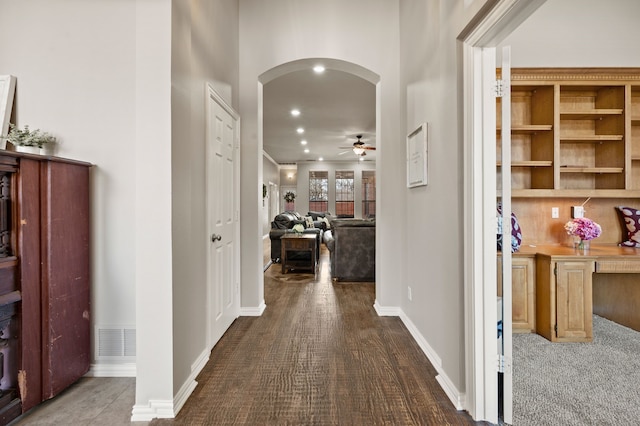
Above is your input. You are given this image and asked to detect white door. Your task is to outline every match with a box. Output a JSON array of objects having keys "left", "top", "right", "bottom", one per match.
[
  {"left": 206, "top": 84, "right": 240, "bottom": 349},
  {"left": 269, "top": 182, "right": 279, "bottom": 222}
]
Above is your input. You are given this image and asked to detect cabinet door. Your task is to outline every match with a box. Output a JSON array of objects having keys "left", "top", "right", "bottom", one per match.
[
  {"left": 512, "top": 257, "right": 535, "bottom": 332},
  {"left": 40, "top": 161, "right": 91, "bottom": 399},
  {"left": 555, "top": 260, "right": 594, "bottom": 342}
]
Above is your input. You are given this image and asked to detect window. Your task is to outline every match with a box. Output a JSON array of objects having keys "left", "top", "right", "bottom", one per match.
[
  {"left": 362, "top": 170, "right": 376, "bottom": 218},
  {"left": 309, "top": 171, "right": 328, "bottom": 212},
  {"left": 335, "top": 170, "right": 354, "bottom": 218}
]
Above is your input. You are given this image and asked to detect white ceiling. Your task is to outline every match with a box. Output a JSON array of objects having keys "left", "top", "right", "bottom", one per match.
[{"left": 263, "top": 67, "right": 376, "bottom": 164}]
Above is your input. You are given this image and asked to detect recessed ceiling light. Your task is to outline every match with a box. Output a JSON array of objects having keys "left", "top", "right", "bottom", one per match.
[
  {"left": 304, "top": 149, "right": 310, "bottom": 153},
  {"left": 296, "top": 127, "right": 304, "bottom": 134},
  {"left": 290, "top": 109, "right": 300, "bottom": 117},
  {"left": 313, "top": 65, "right": 325, "bottom": 74},
  {"left": 300, "top": 140, "right": 307, "bottom": 145},
  {"left": 318, "top": 157, "right": 324, "bottom": 161}
]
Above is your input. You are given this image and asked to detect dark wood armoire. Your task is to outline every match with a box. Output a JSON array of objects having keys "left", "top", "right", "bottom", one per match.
[{"left": 0, "top": 152, "right": 91, "bottom": 425}]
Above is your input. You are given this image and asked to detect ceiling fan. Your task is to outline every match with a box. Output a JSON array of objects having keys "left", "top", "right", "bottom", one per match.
[{"left": 338, "top": 135, "right": 376, "bottom": 156}]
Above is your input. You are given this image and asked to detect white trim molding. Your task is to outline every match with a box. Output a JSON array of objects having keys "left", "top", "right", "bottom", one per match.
[
  {"left": 173, "top": 348, "right": 210, "bottom": 416},
  {"left": 399, "top": 311, "right": 465, "bottom": 411},
  {"left": 373, "top": 303, "right": 465, "bottom": 412},
  {"left": 86, "top": 362, "right": 137, "bottom": 377},
  {"left": 240, "top": 300, "right": 266, "bottom": 316},
  {"left": 131, "top": 399, "right": 175, "bottom": 422},
  {"left": 373, "top": 300, "right": 401, "bottom": 316}
]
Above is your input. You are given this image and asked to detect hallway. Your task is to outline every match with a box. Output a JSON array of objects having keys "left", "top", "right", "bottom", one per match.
[{"left": 151, "top": 247, "right": 485, "bottom": 425}]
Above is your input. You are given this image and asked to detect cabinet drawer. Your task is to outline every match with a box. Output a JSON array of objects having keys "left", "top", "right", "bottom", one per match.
[
  {"left": 596, "top": 259, "right": 640, "bottom": 273},
  {"left": 284, "top": 240, "right": 313, "bottom": 250}
]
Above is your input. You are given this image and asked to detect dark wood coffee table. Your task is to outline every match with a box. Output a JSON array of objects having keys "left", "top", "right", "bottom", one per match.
[{"left": 281, "top": 233, "right": 317, "bottom": 274}]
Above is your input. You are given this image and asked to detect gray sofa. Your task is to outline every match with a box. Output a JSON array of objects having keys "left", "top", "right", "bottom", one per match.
[{"left": 323, "top": 218, "right": 375, "bottom": 281}]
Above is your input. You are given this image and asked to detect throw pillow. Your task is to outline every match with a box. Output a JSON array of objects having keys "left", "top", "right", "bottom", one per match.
[
  {"left": 616, "top": 206, "right": 640, "bottom": 247},
  {"left": 304, "top": 216, "right": 315, "bottom": 228},
  {"left": 322, "top": 217, "right": 331, "bottom": 229},
  {"left": 292, "top": 219, "right": 307, "bottom": 229},
  {"left": 496, "top": 203, "right": 522, "bottom": 252}
]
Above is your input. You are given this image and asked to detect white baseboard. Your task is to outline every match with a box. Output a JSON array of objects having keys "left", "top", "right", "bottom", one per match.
[
  {"left": 373, "top": 300, "right": 402, "bottom": 316},
  {"left": 240, "top": 300, "right": 266, "bottom": 316},
  {"left": 398, "top": 310, "right": 443, "bottom": 369},
  {"left": 436, "top": 374, "right": 466, "bottom": 411},
  {"left": 131, "top": 348, "right": 210, "bottom": 421},
  {"left": 373, "top": 301, "right": 466, "bottom": 412},
  {"left": 174, "top": 348, "right": 209, "bottom": 416},
  {"left": 86, "top": 362, "right": 137, "bottom": 377},
  {"left": 131, "top": 399, "right": 175, "bottom": 422}
]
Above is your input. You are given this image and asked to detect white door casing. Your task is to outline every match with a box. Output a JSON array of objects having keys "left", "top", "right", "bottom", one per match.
[
  {"left": 459, "top": 0, "right": 546, "bottom": 422},
  {"left": 206, "top": 83, "right": 240, "bottom": 350},
  {"left": 269, "top": 182, "right": 279, "bottom": 224},
  {"left": 499, "top": 45, "right": 513, "bottom": 425}
]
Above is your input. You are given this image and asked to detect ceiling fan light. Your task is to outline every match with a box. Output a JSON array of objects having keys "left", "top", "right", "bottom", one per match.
[{"left": 353, "top": 146, "right": 365, "bottom": 155}]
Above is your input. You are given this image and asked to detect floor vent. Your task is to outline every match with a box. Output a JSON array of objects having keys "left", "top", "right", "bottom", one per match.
[{"left": 96, "top": 326, "right": 136, "bottom": 359}]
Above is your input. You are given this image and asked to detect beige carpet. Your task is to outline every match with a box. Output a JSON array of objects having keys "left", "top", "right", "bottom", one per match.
[{"left": 513, "top": 315, "right": 640, "bottom": 425}]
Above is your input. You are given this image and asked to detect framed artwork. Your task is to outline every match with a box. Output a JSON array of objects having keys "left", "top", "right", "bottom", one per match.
[
  {"left": 406, "top": 123, "right": 428, "bottom": 188},
  {"left": 0, "top": 75, "right": 16, "bottom": 145}
]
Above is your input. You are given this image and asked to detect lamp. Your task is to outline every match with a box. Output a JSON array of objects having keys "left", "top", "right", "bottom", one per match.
[{"left": 353, "top": 142, "right": 365, "bottom": 156}]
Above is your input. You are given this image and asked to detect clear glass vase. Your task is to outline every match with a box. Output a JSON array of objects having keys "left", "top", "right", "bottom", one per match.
[{"left": 574, "top": 238, "right": 590, "bottom": 253}]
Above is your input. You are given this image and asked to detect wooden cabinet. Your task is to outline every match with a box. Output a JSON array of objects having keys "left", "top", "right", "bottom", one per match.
[
  {"left": 535, "top": 253, "right": 594, "bottom": 342},
  {"left": 498, "top": 254, "right": 536, "bottom": 333},
  {"left": 632, "top": 85, "right": 640, "bottom": 189},
  {"left": 497, "top": 68, "right": 640, "bottom": 198},
  {"left": 0, "top": 152, "right": 91, "bottom": 421}
]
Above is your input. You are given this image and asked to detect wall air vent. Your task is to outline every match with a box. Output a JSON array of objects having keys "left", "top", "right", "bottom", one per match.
[{"left": 96, "top": 326, "right": 136, "bottom": 359}]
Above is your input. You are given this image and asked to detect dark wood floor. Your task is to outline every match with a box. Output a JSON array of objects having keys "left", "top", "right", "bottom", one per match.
[{"left": 152, "top": 246, "right": 486, "bottom": 425}]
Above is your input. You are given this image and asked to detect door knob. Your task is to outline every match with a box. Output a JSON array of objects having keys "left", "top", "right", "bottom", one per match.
[{"left": 211, "top": 234, "right": 222, "bottom": 242}]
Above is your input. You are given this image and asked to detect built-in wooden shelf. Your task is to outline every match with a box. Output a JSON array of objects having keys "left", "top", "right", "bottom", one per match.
[
  {"left": 559, "top": 167, "right": 623, "bottom": 174},
  {"left": 496, "top": 68, "right": 640, "bottom": 197},
  {"left": 497, "top": 124, "right": 553, "bottom": 134},
  {"left": 497, "top": 160, "right": 553, "bottom": 167},
  {"left": 559, "top": 109, "right": 624, "bottom": 120},
  {"left": 502, "top": 189, "right": 640, "bottom": 198},
  {"left": 559, "top": 135, "right": 623, "bottom": 142}
]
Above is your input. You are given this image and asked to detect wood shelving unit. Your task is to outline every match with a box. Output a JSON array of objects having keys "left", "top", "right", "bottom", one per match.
[{"left": 496, "top": 68, "right": 640, "bottom": 198}]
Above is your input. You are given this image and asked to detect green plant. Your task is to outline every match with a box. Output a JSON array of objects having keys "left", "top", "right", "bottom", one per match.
[{"left": 5, "top": 124, "right": 57, "bottom": 148}]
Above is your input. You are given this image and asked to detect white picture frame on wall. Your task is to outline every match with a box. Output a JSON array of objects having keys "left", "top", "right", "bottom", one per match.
[
  {"left": 0, "top": 75, "right": 17, "bottom": 148},
  {"left": 406, "top": 122, "right": 428, "bottom": 188}
]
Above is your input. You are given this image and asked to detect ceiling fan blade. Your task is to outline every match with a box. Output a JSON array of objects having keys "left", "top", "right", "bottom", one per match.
[
  {"left": 363, "top": 146, "right": 376, "bottom": 150},
  {"left": 337, "top": 150, "right": 351, "bottom": 155}
]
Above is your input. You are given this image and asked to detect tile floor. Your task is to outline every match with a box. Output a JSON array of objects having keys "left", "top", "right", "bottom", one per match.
[{"left": 8, "top": 377, "right": 145, "bottom": 426}]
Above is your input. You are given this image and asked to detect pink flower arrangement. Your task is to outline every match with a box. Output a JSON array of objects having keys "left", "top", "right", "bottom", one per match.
[{"left": 564, "top": 217, "right": 602, "bottom": 241}]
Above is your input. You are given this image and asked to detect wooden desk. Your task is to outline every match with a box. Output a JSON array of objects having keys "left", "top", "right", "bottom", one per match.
[
  {"left": 516, "top": 244, "right": 640, "bottom": 343},
  {"left": 281, "top": 234, "right": 317, "bottom": 274}
]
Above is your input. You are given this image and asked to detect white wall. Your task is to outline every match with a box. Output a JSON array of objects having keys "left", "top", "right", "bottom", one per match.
[
  {"left": 239, "top": 0, "right": 404, "bottom": 312},
  {"left": 500, "top": 0, "right": 640, "bottom": 67},
  {"left": 398, "top": 0, "right": 500, "bottom": 397},
  {"left": 0, "top": 0, "right": 138, "bottom": 365},
  {"left": 397, "top": 0, "right": 640, "bottom": 400},
  {"left": 134, "top": 0, "right": 174, "bottom": 413},
  {"left": 170, "top": 0, "right": 239, "bottom": 404},
  {"left": 0, "top": 0, "right": 177, "bottom": 415}
]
